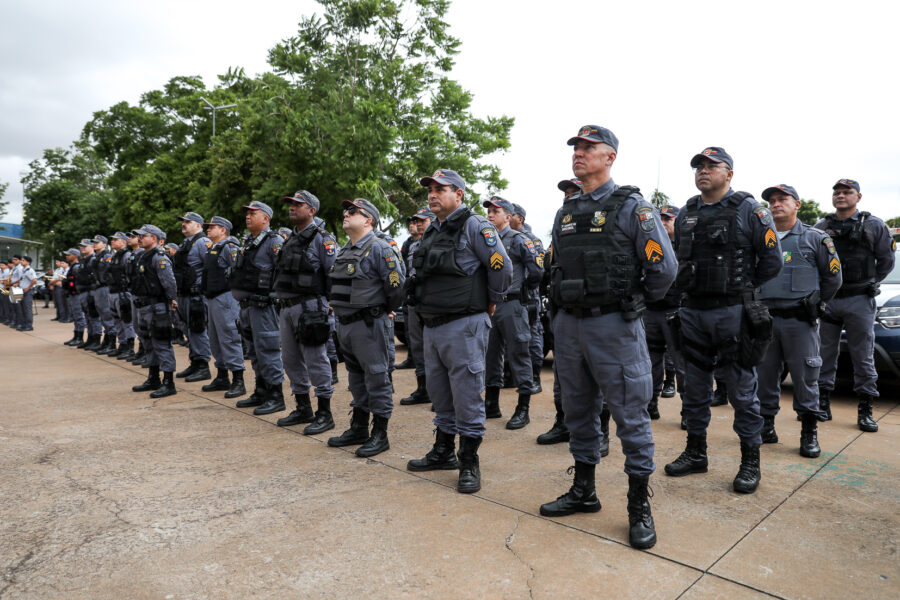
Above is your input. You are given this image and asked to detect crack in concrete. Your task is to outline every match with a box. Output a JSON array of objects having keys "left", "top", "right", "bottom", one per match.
[
  {"left": 504, "top": 514, "right": 535, "bottom": 600},
  {"left": 0, "top": 550, "right": 35, "bottom": 597}
]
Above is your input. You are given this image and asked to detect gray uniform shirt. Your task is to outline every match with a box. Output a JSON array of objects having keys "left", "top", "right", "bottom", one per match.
[
  {"left": 498, "top": 225, "right": 543, "bottom": 294},
  {"left": 148, "top": 248, "right": 178, "bottom": 302},
  {"left": 329, "top": 231, "right": 406, "bottom": 315},
  {"left": 19, "top": 266, "right": 37, "bottom": 290},
  {"left": 760, "top": 219, "right": 842, "bottom": 308},
  {"left": 183, "top": 232, "right": 211, "bottom": 289}
]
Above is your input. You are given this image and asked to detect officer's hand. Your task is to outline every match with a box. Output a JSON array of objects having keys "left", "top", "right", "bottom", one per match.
[
  {"left": 487, "top": 302, "right": 496, "bottom": 317},
  {"left": 171, "top": 299, "right": 178, "bottom": 310},
  {"left": 388, "top": 311, "right": 395, "bottom": 320}
]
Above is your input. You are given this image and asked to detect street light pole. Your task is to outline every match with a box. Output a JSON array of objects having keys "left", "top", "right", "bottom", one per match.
[{"left": 200, "top": 97, "right": 237, "bottom": 137}]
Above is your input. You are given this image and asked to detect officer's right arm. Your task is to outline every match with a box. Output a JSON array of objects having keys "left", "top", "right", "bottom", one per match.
[
  {"left": 814, "top": 231, "right": 842, "bottom": 302},
  {"left": 747, "top": 201, "right": 783, "bottom": 286},
  {"left": 868, "top": 218, "right": 896, "bottom": 282}
]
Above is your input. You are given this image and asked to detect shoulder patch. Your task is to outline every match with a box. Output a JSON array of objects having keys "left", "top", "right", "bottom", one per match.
[
  {"left": 157, "top": 257, "right": 167, "bottom": 269},
  {"left": 481, "top": 226, "right": 498, "bottom": 247},
  {"left": 230, "top": 247, "right": 239, "bottom": 261},
  {"left": 764, "top": 228, "right": 777, "bottom": 248},
  {"left": 535, "top": 253, "right": 544, "bottom": 268},
  {"left": 523, "top": 239, "right": 537, "bottom": 254},
  {"left": 323, "top": 239, "right": 336, "bottom": 256},
  {"left": 823, "top": 236, "right": 836, "bottom": 255},
  {"left": 892, "top": 240, "right": 897, "bottom": 252},
  {"left": 636, "top": 206, "right": 655, "bottom": 232},
  {"left": 206, "top": 241, "right": 212, "bottom": 248},
  {"left": 755, "top": 206, "right": 773, "bottom": 226},
  {"left": 644, "top": 240, "right": 663, "bottom": 263},
  {"left": 272, "top": 243, "right": 282, "bottom": 254},
  {"left": 489, "top": 251, "right": 504, "bottom": 271}
]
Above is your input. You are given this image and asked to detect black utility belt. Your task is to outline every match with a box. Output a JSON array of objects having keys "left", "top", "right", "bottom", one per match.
[
  {"left": 502, "top": 292, "right": 521, "bottom": 302},
  {"left": 90, "top": 283, "right": 107, "bottom": 291},
  {"left": 134, "top": 296, "right": 166, "bottom": 308},
  {"left": 275, "top": 294, "right": 320, "bottom": 309},
  {"left": 239, "top": 295, "right": 273, "bottom": 309},
  {"left": 561, "top": 302, "right": 620, "bottom": 318},
  {"left": 684, "top": 295, "right": 744, "bottom": 310},
  {"left": 834, "top": 285, "right": 875, "bottom": 299},
  {"left": 767, "top": 304, "right": 808, "bottom": 320},
  {"left": 204, "top": 289, "right": 231, "bottom": 300},
  {"left": 420, "top": 311, "right": 481, "bottom": 328},
  {"left": 337, "top": 306, "right": 386, "bottom": 325}
]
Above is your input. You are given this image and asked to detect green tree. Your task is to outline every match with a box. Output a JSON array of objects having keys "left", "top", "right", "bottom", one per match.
[
  {"left": 886, "top": 216, "right": 900, "bottom": 228},
  {"left": 649, "top": 188, "right": 669, "bottom": 208},
  {"left": 797, "top": 198, "right": 827, "bottom": 225},
  {"left": 0, "top": 179, "right": 8, "bottom": 222}
]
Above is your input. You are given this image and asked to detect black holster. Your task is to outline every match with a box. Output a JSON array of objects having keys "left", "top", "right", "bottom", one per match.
[
  {"left": 738, "top": 300, "right": 773, "bottom": 368},
  {"left": 666, "top": 311, "right": 683, "bottom": 352},
  {"left": 87, "top": 295, "right": 99, "bottom": 318},
  {"left": 189, "top": 296, "right": 207, "bottom": 333},
  {"left": 150, "top": 310, "right": 173, "bottom": 340},
  {"left": 801, "top": 290, "right": 824, "bottom": 325},
  {"left": 619, "top": 293, "right": 646, "bottom": 322},
  {"left": 294, "top": 300, "right": 331, "bottom": 346},
  {"left": 119, "top": 296, "right": 132, "bottom": 324}
]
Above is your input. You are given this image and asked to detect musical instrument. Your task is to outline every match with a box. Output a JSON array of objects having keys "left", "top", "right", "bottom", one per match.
[{"left": 10, "top": 286, "right": 24, "bottom": 303}]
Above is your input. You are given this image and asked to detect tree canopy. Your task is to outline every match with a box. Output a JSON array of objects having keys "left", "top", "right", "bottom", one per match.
[{"left": 21, "top": 0, "right": 513, "bottom": 253}]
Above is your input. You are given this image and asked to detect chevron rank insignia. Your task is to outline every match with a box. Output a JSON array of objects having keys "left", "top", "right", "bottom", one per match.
[
  {"left": 489, "top": 251, "right": 504, "bottom": 271},
  {"left": 644, "top": 240, "right": 663, "bottom": 263},
  {"left": 764, "top": 228, "right": 777, "bottom": 248},
  {"left": 829, "top": 257, "right": 841, "bottom": 274},
  {"left": 536, "top": 254, "right": 544, "bottom": 268},
  {"left": 389, "top": 270, "right": 401, "bottom": 288}
]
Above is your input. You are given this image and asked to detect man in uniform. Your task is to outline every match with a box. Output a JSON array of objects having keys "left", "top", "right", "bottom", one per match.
[
  {"left": 326, "top": 198, "right": 405, "bottom": 457},
  {"left": 130, "top": 225, "right": 179, "bottom": 398},
  {"left": 482, "top": 196, "right": 542, "bottom": 429},
  {"left": 396, "top": 208, "right": 430, "bottom": 372},
  {"left": 815, "top": 179, "right": 895, "bottom": 431},
  {"left": 540, "top": 125, "right": 676, "bottom": 550},
  {"left": 102, "top": 232, "right": 136, "bottom": 358},
  {"left": 757, "top": 184, "right": 842, "bottom": 457},
  {"left": 643, "top": 204, "right": 685, "bottom": 421},
  {"left": 75, "top": 240, "right": 103, "bottom": 349},
  {"left": 665, "top": 147, "right": 782, "bottom": 495},
  {"left": 510, "top": 203, "right": 547, "bottom": 394},
  {"left": 199, "top": 216, "right": 247, "bottom": 399},
  {"left": 50, "top": 259, "right": 71, "bottom": 322},
  {"left": 272, "top": 191, "right": 337, "bottom": 434},
  {"left": 173, "top": 212, "right": 212, "bottom": 382},
  {"left": 124, "top": 231, "right": 147, "bottom": 364},
  {"left": 6, "top": 256, "right": 24, "bottom": 328},
  {"left": 405, "top": 169, "right": 512, "bottom": 494},
  {"left": 14, "top": 256, "right": 37, "bottom": 331},
  {"left": 399, "top": 206, "right": 435, "bottom": 406},
  {"left": 63, "top": 249, "right": 88, "bottom": 346},
  {"left": 89, "top": 235, "right": 117, "bottom": 353},
  {"left": 229, "top": 201, "right": 285, "bottom": 412}
]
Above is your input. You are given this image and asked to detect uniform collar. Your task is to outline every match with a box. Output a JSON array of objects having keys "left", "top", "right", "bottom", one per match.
[
  {"left": 580, "top": 178, "right": 617, "bottom": 201},
  {"left": 351, "top": 231, "right": 375, "bottom": 248},
  {"left": 251, "top": 228, "right": 271, "bottom": 244},
  {"left": 433, "top": 204, "right": 468, "bottom": 231},
  {"left": 788, "top": 219, "right": 804, "bottom": 235}
]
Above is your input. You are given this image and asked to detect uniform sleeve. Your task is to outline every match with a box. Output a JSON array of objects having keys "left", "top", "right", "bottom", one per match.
[
  {"left": 192, "top": 237, "right": 210, "bottom": 281},
  {"left": 156, "top": 255, "right": 178, "bottom": 301},
  {"left": 373, "top": 241, "right": 405, "bottom": 311},
  {"left": 517, "top": 234, "right": 543, "bottom": 288},
  {"left": 868, "top": 217, "right": 896, "bottom": 282},
  {"left": 814, "top": 231, "right": 842, "bottom": 302},
  {"left": 468, "top": 217, "right": 512, "bottom": 302},
  {"left": 318, "top": 232, "right": 338, "bottom": 274},
  {"left": 746, "top": 200, "right": 783, "bottom": 286},
  {"left": 627, "top": 197, "right": 677, "bottom": 302}
]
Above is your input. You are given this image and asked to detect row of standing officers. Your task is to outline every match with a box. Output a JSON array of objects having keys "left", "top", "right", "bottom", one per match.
[{"left": 53, "top": 124, "right": 895, "bottom": 551}]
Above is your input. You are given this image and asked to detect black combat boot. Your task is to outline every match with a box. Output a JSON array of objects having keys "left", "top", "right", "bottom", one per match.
[
  {"left": 328, "top": 408, "right": 370, "bottom": 447},
  {"left": 149, "top": 371, "right": 177, "bottom": 398},
  {"left": 647, "top": 396, "right": 660, "bottom": 420},
  {"left": 114, "top": 338, "right": 134, "bottom": 359},
  {"left": 92, "top": 333, "right": 110, "bottom": 354},
  {"left": 83, "top": 333, "right": 102, "bottom": 351},
  {"left": 76, "top": 332, "right": 93, "bottom": 349},
  {"left": 408, "top": 429, "right": 459, "bottom": 471},
  {"left": 733, "top": 442, "right": 761, "bottom": 493},
  {"left": 277, "top": 392, "right": 315, "bottom": 426},
  {"left": 680, "top": 407, "right": 687, "bottom": 430},
  {"left": 400, "top": 374, "right": 430, "bottom": 405},
  {"left": 175, "top": 360, "right": 198, "bottom": 379},
  {"left": 64, "top": 330, "right": 84, "bottom": 346},
  {"left": 818, "top": 386, "right": 832, "bottom": 421},
  {"left": 184, "top": 360, "right": 211, "bottom": 383},
  {"left": 304, "top": 397, "right": 335, "bottom": 435},
  {"left": 132, "top": 366, "right": 161, "bottom": 392},
  {"left": 539, "top": 461, "right": 602, "bottom": 517},
  {"left": 356, "top": 414, "right": 390, "bottom": 457},
  {"left": 599, "top": 408, "right": 610, "bottom": 458},
  {"left": 330, "top": 358, "right": 339, "bottom": 384},
  {"left": 456, "top": 435, "right": 483, "bottom": 494},
  {"left": 506, "top": 394, "right": 531, "bottom": 430},
  {"left": 395, "top": 355, "right": 415, "bottom": 369},
  {"left": 664, "top": 433, "right": 708, "bottom": 476},
  {"left": 484, "top": 386, "right": 502, "bottom": 419},
  {"left": 799, "top": 413, "right": 821, "bottom": 458},
  {"left": 202, "top": 368, "right": 231, "bottom": 392},
  {"left": 627, "top": 474, "right": 657, "bottom": 549},
  {"left": 537, "top": 399, "right": 569, "bottom": 445},
  {"left": 857, "top": 394, "right": 878, "bottom": 432},
  {"left": 225, "top": 371, "right": 247, "bottom": 399},
  {"left": 235, "top": 378, "right": 266, "bottom": 408},
  {"left": 761, "top": 415, "right": 778, "bottom": 444},
  {"left": 661, "top": 371, "right": 676, "bottom": 398},
  {"left": 532, "top": 363, "right": 542, "bottom": 394},
  {"left": 254, "top": 382, "right": 286, "bottom": 415},
  {"left": 129, "top": 343, "right": 146, "bottom": 365},
  {"left": 711, "top": 380, "right": 728, "bottom": 406},
  {"left": 101, "top": 334, "right": 119, "bottom": 355}
]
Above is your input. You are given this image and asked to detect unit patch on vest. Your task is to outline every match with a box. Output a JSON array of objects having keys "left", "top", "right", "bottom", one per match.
[
  {"left": 636, "top": 206, "right": 655, "bottom": 232},
  {"left": 644, "top": 240, "right": 663, "bottom": 263},
  {"left": 324, "top": 240, "right": 336, "bottom": 256},
  {"left": 272, "top": 242, "right": 282, "bottom": 254},
  {"left": 388, "top": 270, "right": 401, "bottom": 288},
  {"left": 829, "top": 257, "right": 841, "bottom": 274},
  {"left": 346, "top": 263, "right": 356, "bottom": 275},
  {"left": 562, "top": 213, "right": 573, "bottom": 224},
  {"left": 481, "top": 227, "right": 497, "bottom": 247},
  {"left": 823, "top": 236, "right": 836, "bottom": 255},
  {"left": 592, "top": 211, "right": 606, "bottom": 227},
  {"left": 783, "top": 251, "right": 792, "bottom": 263},
  {"left": 755, "top": 207, "right": 773, "bottom": 226},
  {"left": 561, "top": 222, "right": 576, "bottom": 234},
  {"left": 764, "top": 228, "right": 777, "bottom": 248},
  {"left": 489, "top": 251, "right": 504, "bottom": 271}
]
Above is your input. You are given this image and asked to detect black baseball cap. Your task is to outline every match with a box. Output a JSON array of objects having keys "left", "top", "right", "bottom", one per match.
[
  {"left": 566, "top": 125, "right": 619, "bottom": 151},
  {"left": 690, "top": 147, "right": 733, "bottom": 169},
  {"left": 557, "top": 178, "right": 582, "bottom": 192},
  {"left": 762, "top": 185, "right": 799, "bottom": 201},
  {"left": 419, "top": 168, "right": 466, "bottom": 191},
  {"left": 832, "top": 178, "right": 861, "bottom": 193}
]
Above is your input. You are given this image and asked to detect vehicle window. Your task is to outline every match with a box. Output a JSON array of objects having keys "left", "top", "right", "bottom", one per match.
[{"left": 882, "top": 249, "right": 900, "bottom": 284}]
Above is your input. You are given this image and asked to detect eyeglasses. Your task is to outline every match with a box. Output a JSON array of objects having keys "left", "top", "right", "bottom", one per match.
[
  {"left": 694, "top": 163, "right": 730, "bottom": 173},
  {"left": 344, "top": 206, "right": 371, "bottom": 219}
]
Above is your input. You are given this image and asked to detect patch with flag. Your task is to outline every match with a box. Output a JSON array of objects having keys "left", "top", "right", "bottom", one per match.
[
  {"left": 783, "top": 251, "right": 792, "bottom": 263},
  {"left": 489, "top": 251, "right": 504, "bottom": 271},
  {"left": 272, "top": 243, "right": 282, "bottom": 254},
  {"left": 481, "top": 227, "right": 497, "bottom": 247},
  {"left": 157, "top": 258, "right": 167, "bottom": 269},
  {"left": 764, "top": 228, "right": 777, "bottom": 248},
  {"left": 823, "top": 236, "right": 836, "bottom": 255},
  {"left": 324, "top": 240, "right": 335, "bottom": 256},
  {"left": 592, "top": 211, "right": 606, "bottom": 227},
  {"left": 636, "top": 206, "right": 655, "bottom": 232},
  {"left": 644, "top": 240, "right": 663, "bottom": 263},
  {"left": 829, "top": 257, "right": 841, "bottom": 274},
  {"left": 389, "top": 270, "right": 401, "bottom": 288},
  {"left": 755, "top": 207, "right": 773, "bottom": 226}
]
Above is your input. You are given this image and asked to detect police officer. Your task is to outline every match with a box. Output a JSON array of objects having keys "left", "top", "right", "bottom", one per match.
[
  {"left": 644, "top": 204, "right": 685, "bottom": 421},
  {"left": 757, "top": 185, "right": 842, "bottom": 457},
  {"left": 14, "top": 256, "right": 37, "bottom": 331},
  {"left": 173, "top": 212, "right": 212, "bottom": 382},
  {"left": 397, "top": 208, "right": 430, "bottom": 372},
  {"left": 815, "top": 179, "right": 895, "bottom": 431},
  {"left": 540, "top": 125, "right": 676, "bottom": 550},
  {"left": 510, "top": 203, "right": 547, "bottom": 394},
  {"left": 406, "top": 169, "right": 512, "bottom": 494},
  {"left": 6, "top": 256, "right": 24, "bottom": 328},
  {"left": 50, "top": 259, "right": 71, "bottom": 322},
  {"left": 372, "top": 226, "right": 405, "bottom": 373},
  {"left": 665, "top": 147, "right": 782, "bottom": 495},
  {"left": 102, "top": 232, "right": 136, "bottom": 357},
  {"left": 326, "top": 198, "right": 405, "bottom": 457},
  {"left": 89, "top": 235, "right": 117, "bottom": 353},
  {"left": 482, "top": 196, "right": 542, "bottom": 429},
  {"left": 62, "top": 250, "right": 89, "bottom": 346},
  {"left": 199, "top": 216, "right": 247, "bottom": 399},
  {"left": 130, "top": 225, "right": 179, "bottom": 398},
  {"left": 398, "top": 206, "right": 435, "bottom": 406},
  {"left": 229, "top": 201, "right": 286, "bottom": 413},
  {"left": 74, "top": 240, "right": 103, "bottom": 349},
  {"left": 0, "top": 260, "right": 11, "bottom": 325},
  {"left": 273, "top": 191, "right": 338, "bottom": 434},
  {"left": 117, "top": 232, "right": 143, "bottom": 362}
]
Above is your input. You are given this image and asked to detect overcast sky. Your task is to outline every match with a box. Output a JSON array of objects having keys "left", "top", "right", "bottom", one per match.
[{"left": 2, "top": 0, "right": 898, "bottom": 237}]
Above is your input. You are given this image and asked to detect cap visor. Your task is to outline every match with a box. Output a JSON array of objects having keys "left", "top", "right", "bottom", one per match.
[{"left": 690, "top": 154, "right": 727, "bottom": 168}]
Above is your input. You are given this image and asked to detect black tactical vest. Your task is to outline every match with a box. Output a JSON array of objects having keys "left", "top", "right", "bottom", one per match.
[
  {"left": 202, "top": 239, "right": 238, "bottom": 298},
  {"left": 125, "top": 249, "right": 142, "bottom": 292},
  {"left": 552, "top": 186, "right": 642, "bottom": 310},
  {"left": 107, "top": 249, "right": 130, "bottom": 293},
  {"left": 413, "top": 207, "right": 488, "bottom": 317},
  {"left": 174, "top": 234, "right": 202, "bottom": 295},
  {"left": 823, "top": 212, "right": 875, "bottom": 289},
  {"left": 229, "top": 231, "right": 277, "bottom": 294},
  {"left": 328, "top": 235, "right": 386, "bottom": 309},
  {"left": 75, "top": 257, "right": 94, "bottom": 289},
  {"left": 676, "top": 192, "right": 754, "bottom": 298},
  {"left": 66, "top": 264, "right": 80, "bottom": 296},
  {"left": 94, "top": 250, "right": 112, "bottom": 286},
  {"left": 500, "top": 227, "right": 530, "bottom": 294},
  {"left": 273, "top": 226, "right": 327, "bottom": 296},
  {"left": 131, "top": 248, "right": 166, "bottom": 301}
]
